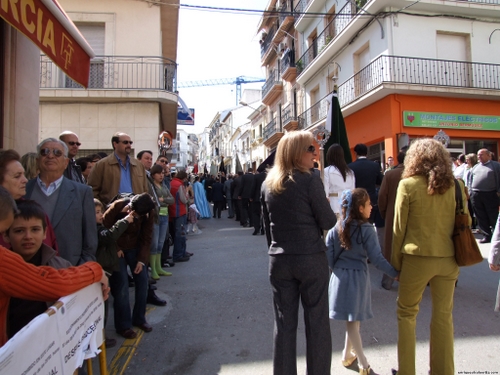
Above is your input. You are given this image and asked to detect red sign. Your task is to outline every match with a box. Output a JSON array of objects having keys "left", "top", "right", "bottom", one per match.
[{"left": 0, "top": 0, "right": 92, "bottom": 87}]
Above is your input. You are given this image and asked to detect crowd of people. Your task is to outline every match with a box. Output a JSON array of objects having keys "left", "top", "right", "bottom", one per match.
[{"left": 0, "top": 128, "right": 499, "bottom": 375}]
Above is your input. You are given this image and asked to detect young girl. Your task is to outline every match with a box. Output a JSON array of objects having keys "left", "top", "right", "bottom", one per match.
[{"left": 326, "top": 188, "right": 398, "bottom": 375}]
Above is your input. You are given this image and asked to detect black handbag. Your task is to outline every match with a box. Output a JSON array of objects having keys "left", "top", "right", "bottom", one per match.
[{"left": 453, "top": 180, "right": 483, "bottom": 267}]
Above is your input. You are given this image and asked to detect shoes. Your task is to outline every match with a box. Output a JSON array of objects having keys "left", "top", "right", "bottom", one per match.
[
  {"left": 260, "top": 231, "right": 265, "bottom": 235},
  {"left": 162, "top": 260, "right": 175, "bottom": 267},
  {"left": 252, "top": 231, "right": 259, "bottom": 235},
  {"left": 149, "top": 277, "right": 157, "bottom": 284},
  {"left": 134, "top": 323, "right": 153, "bottom": 333},
  {"left": 480, "top": 237, "right": 491, "bottom": 243},
  {"left": 149, "top": 284, "right": 157, "bottom": 291},
  {"left": 186, "top": 252, "right": 193, "bottom": 256},
  {"left": 243, "top": 223, "right": 250, "bottom": 227},
  {"left": 228, "top": 216, "right": 234, "bottom": 219},
  {"left": 341, "top": 353, "right": 357, "bottom": 367},
  {"left": 174, "top": 256, "right": 190, "bottom": 262},
  {"left": 147, "top": 290, "right": 167, "bottom": 306},
  {"left": 116, "top": 328, "right": 137, "bottom": 339},
  {"left": 105, "top": 338, "right": 117, "bottom": 348},
  {"left": 359, "top": 365, "right": 371, "bottom": 375}
]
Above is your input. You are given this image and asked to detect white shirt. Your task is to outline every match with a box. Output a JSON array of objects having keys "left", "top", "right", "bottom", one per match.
[{"left": 323, "top": 165, "right": 355, "bottom": 214}]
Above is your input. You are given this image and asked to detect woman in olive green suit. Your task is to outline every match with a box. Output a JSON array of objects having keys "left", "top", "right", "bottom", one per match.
[{"left": 392, "top": 138, "right": 469, "bottom": 375}]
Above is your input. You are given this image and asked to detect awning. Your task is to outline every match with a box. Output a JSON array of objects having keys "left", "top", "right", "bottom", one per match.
[{"left": 0, "top": 0, "right": 95, "bottom": 87}]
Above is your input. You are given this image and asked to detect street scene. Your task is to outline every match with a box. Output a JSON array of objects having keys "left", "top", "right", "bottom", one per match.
[
  {"left": 1, "top": 0, "right": 500, "bottom": 374},
  {"left": 100, "top": 216, "right": 500, "bottom": 375}
]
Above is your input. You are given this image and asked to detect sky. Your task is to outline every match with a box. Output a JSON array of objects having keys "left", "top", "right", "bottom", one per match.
[{"left": 176, "top": 0, "right": 270, "bottom": 135}]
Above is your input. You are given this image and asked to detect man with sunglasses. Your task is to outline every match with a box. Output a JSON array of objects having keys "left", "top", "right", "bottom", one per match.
[
  {"left": 87, "top": 132, "right": 149, "bottom": 206},
  {"left": 25, "top": 138, "right": 97, "bottom": 266},
  {"left": 59, "top": 131, "right": 85, "bottom": 184}
]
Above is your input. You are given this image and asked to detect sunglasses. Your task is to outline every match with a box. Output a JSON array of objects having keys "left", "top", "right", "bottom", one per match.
[
  {"left": 119, "top": 140, "right": 133, "bottom": 145},
  {"left": 306, "top": 145, "right": 316, "bottom": 153},
  {"left": 40, "top": 148, "right": 64, "bottom": 157},
  {"left": 158, "top": 159, "right": 168, "bottom": 164},
  {"left": 67, "top": 141, "right": 81, "bottom": 146}
]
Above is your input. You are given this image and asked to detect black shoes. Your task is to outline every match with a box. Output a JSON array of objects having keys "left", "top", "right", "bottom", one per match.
[
  {"left": 134, "top": 323, "right": 153, "bottom": 332},
  {"left": 480, "top": 237, "right": 492, "bottom": 244},
  {"left": 174, "top": 256, "right": 190, "bottom": 262},
  {"left": 105, "top": 338, "right": 117, "bottom": 348},
  {"left": 252, "top": 230, "right": 259, "bottom": 235},
  {"left": 116, "top": 328, "right": 137, "bottom": 339},
  {"left": 147, "top": 290, "right": 167, "bottom": 306}
]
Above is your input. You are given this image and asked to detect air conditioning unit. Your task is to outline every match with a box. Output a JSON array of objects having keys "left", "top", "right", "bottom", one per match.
[{"left": 278, "top": 42, "right": 287, "bottom": 52}]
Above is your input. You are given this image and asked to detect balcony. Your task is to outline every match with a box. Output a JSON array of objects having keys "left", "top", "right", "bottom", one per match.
[
  {"left": 263, "top": 118, "right": 284, "bottom": 147},
  {"left": 296, "top": 1, "right": 356, "bottom": 76},
  {"left": 297, "top": 55, "right": 500, "bottom": 129},
  {"left": 260, "top": 24, "right": 278, "bottom": 62},
  {"left": 271, "top": 0, "right": 295, "bottom": 45},
  {"left": 293, "top": 0, "right": 312, "bottom": 26},
  {"left": 262, "top": 69, "right": 283, "bottom": 105},
  {"left": 40, "top": 55, "right": 177, "bottom": 91},
  {"left": 282, "top": 104, "right": 299, "bottom": 131},
  {"left": 280, "top": 49, "right": 297, "bottom": 81}
]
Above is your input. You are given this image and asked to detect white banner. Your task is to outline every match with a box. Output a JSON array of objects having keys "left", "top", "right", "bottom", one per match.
[{"left": 0, "top": 283, "right": 104, "bottom": 375}]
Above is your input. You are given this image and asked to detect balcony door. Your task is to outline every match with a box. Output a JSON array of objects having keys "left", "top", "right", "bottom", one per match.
[
  {"left": 354, "top": 44, "right": 371, "bottom": 97},
  {"left": 65, "top": 24, "right": 105, "bottom": 88},
  {"left": 436, "top": 32, "right": 471, "bottom": 88}
]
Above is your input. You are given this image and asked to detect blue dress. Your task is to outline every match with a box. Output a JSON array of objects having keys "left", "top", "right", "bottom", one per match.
[
  {"left": 326, "top": 221, "right": 398, "bottom": 321},
  {"left": 193, "top": 181, "right": 211, "bottom": 219}
]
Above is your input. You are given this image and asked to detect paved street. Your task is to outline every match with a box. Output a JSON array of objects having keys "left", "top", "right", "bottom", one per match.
[{"left": 100, "top": 215, "right": 500, "bottom": 375}]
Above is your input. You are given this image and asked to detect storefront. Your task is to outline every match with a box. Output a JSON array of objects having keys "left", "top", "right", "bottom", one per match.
[
  {"left": 344, "top": 94, "right": 500, "bottom": 166},
  {"left": 0, "top": 0, "right": 93, "bottom": 153}
]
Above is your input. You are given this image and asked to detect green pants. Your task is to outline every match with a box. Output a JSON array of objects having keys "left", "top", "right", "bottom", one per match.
[{"left": 397, "top": 255, "right": 459, "bottom": 375}]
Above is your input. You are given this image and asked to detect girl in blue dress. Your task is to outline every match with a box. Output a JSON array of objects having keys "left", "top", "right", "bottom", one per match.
[{"left": 326, "top": 188, "right": 398, "bottom": 375}]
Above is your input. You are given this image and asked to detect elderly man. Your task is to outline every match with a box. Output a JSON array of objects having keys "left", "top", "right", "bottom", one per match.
[
  {"left": 59, "top": 131, "right": 85, "bottom": 184},
  {"left": 469, "top": 148, "right": 500, "bottom": 243},
  {"left": 25, "top": 138, "right": 97, "bottom": 265}
]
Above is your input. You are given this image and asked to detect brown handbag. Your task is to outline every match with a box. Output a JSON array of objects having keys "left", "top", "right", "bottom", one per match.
[{"left": 453, "top": 180, "right": 483, "bottom": 267}]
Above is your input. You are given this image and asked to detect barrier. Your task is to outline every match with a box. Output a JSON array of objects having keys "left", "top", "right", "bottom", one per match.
[{"left": 0, "top": 283, "right": 106, "bottom": 375}]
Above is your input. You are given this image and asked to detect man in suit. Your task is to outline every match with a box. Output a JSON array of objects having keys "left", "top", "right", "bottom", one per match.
[
  {"left": 25, "top": 138, "right": 97, "bottom": 266},
  {"left": 231, "top": 172, "right": 242, "bottom": 222},
  {"left": 348, "top": 144, "right": 384, "bottom": 223},
  {"left": 250, "top": 170, "right": 266, "bottom": 235},
  {"left": 378, "top": 148, "right": 407, "bottom": 290},
  {"left": 59, "top": 131, "right": 85, "bottom": 184},
  {"left": 237, "top": 168, "right": 255, "bottom": 227}
]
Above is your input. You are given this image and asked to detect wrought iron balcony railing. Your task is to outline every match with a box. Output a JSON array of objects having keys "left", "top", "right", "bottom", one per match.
[
  {"left": 40, "top": 55, "right": 177, "bottom": 92},
  {"left": 279, "top": 0, "right": 293, "bottom": 23},
  {"left": 296, "top": 1, "right": 356, "bottom": 75},
  {"left": 263, "top": 118, "right": 282, "bottom": 140},
  {"left": 298, "top": 55, "right": 500, "bottom": 129},
  {"left": 262, "top": 69, "right": 281, "bottom": 99},
  {"left": 293, "top": 0, "right": 312, "bottom": 21},
  {"left": 280, "top": 49, "right": 296, "bottom": 75},
  {"left": 260, "top": 24, "right": 278, "bottom": 59},
  {"left": 281, "top": 103, "right": 297, "bottom": 126}
]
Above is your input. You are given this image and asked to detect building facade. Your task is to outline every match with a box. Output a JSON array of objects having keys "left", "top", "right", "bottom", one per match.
[
  {"left": 292, "top": 0, "right": 500, "bottom": 164},
  {"left": 39, "top": 0, "right": 180, "bottom": 159}
]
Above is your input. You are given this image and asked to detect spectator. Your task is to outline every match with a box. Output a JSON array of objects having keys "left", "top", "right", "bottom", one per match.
[
  {"left": 75, "top": 157, "right": 93, "bottom": 182},
  {"left": 391, "top": 138, "right": 468, "bottom": 375},
  {"left": 224, "top": 175, "right": 234, "bottom": 219},
  {"left": 251, "top": 170, "right": 266, "bottom": 235},
  {"left": 0, "top": 185, "right": 109, "bottom": 348},
  {"left": 59, "top": 131, "right": 85, "bottom": 184},
  {"left": 261, "top": 131, "right": 336, "bottom": 375},
  {"left": 169, "top": 169, "right": 191, "bottom": 262},
  {"left": 211, "top": 177, "right": 225, "bottom": 219},
  {"left": 323, "top": 143, "right": 355, "bottom": 219},
  {"left": 237, "top": 168, "right": 255, "bottom": 227},
  {"left": 25, "top": 138, "right": 97, "bottom": 266},
  {"left": 469, "top": 148, "right": 500, "bottom": 243},
  {"left": 20, "top": 152, "right": 38, "bottom": 180}
]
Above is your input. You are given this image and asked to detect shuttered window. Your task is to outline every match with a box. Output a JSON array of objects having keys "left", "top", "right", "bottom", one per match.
[{"left": 75, "top": 24, "right": 105, "bottom": 56}]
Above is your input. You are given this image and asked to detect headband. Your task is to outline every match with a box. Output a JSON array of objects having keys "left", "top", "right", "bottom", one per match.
[{"left": 339, "top": 189, "right": 353, "bottom": 228}]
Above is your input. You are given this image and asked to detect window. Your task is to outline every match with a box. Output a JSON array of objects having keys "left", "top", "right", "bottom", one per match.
[{"left": 308, "top": 30, "right": 318, "bottom": 59}]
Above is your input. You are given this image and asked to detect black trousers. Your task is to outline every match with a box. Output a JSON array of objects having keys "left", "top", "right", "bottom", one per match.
[
  {"left": 252, "top": 201, "right": 262, "bottom": 233},
  {"left": 233, "top": 198, "right": 240, "bottom": 221},
  {"left": 470, "top": 190, "right": 499, "bottom": 237},
  {"left": 213, "top": 201, "right": 224, "bottom": 218},
  {"left": 239, "top": 198, "right": 251, "bottom": 225}
]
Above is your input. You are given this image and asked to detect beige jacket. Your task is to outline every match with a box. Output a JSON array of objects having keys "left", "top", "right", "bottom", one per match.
[
  {"left": 87, "top": 153, "right": 149, "bottom": 205},
  {"left": 392, "top": 176, "right": 469, "bottom": 270}
]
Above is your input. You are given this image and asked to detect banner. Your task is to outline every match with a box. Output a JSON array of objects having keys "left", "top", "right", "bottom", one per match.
[
  {"left": 0, "top": 0, "right": 94, "bottom": 87},
  {"left": 403, "top": 111, "right": 500, "bottom": 131},
  {"left": 0, "top": 283, "right": 104, "bottom": 375}
]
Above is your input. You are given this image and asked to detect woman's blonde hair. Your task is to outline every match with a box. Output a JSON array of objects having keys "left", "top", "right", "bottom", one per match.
[
  {"left": 20, "top": 152, "right": 38, "bottom": 180},
  {"left": 402, "top": 138, "right": 454, "bottom": 195},
  {"left": 266, "top": 131, "right": 313, "bottom": 194}
]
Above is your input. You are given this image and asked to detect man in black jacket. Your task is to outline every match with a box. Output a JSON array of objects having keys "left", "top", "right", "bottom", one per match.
[
  {"left": 251, "top": 170, "right": 266, "bottom": 235},
  {"left": 238, "top": 168, "right": 255, "bottom": 227}
]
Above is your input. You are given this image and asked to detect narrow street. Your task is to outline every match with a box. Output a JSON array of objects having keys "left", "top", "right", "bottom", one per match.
[{"left": 101, "top": 215, "right": 500, "bottom": 375}]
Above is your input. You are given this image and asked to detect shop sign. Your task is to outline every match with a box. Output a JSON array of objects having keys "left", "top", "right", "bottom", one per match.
[
  {"left": 0, "top": 0, "right": 92, "bottom": 87},
  {"left": 403, "top": 111, "right": 500, "bottom": 131}
]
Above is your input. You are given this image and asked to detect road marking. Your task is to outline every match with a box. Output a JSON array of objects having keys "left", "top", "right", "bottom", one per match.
[{"left": 108, "top": 306, "right": 156, "bottom": 375}]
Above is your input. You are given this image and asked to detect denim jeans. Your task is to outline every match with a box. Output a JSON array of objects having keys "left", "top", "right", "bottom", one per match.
[
  {"left": 109, "top": 248, "right": 148, "bottom": 331},
  {"left": 172, "top": 215, "right": 187, "bottom": 260},
  {"left": 151, "top": 215, "right": 169, "bottom": 255}
]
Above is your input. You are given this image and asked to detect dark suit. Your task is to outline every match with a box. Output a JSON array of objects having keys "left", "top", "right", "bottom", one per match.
[
  {"left": 25, "top": 177, "right": 97, "bottom": 266},
  {"left": 251, "top": 172, "right": 266, "bottom": 234},
  {"left": 237, "top": 172, "right": 255, "bottom": 226},
  {"left": 348, "top": 157, "right": 384, "bottom": 224},
  {"left": 231, "top": 176, "right": 242, "bottom": 221},
  {"left": 63, "top": 160, "right": 84, "bottom": 184}
]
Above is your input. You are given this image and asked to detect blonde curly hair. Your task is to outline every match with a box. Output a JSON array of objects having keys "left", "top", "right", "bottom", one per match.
[{"left": 402, "top": 138, "right": 454, "bottom": 195}]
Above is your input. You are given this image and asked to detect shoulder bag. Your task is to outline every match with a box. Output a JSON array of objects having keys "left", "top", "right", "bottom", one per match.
[{"left": 453, "top": 179, "right": 483, "bottom": 267}]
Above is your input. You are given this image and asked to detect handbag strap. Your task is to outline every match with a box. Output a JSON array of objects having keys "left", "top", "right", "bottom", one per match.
[{"left": 454, "top": 179, "right": 464, "bottom": 215}]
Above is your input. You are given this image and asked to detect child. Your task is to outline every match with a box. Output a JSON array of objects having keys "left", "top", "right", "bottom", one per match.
[
  {"left": 326, "top": 188, "right": 398, "bottom": 375},
  {"left": 187, "top": 202, "right": 202, "bottom": 234},
  {"left": 95, "top": 198, "right": 134, "bottom": 347},
  {"left": 3, "top": 200, "right": 72, "bottom": 338}
]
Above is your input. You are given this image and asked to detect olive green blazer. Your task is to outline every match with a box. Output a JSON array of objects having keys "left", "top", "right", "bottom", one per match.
[{"left": 391, "top": 176, "right": 469, "bottom": 270}]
